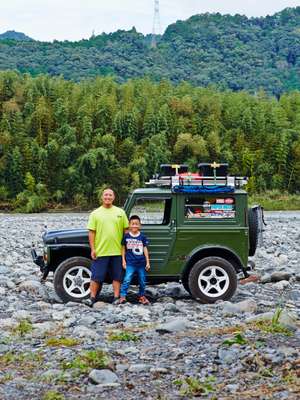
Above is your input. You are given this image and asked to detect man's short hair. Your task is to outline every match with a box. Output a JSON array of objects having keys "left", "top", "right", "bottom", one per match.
[
  {"left": 129, "top": 215, "right": 141, "bottom": 223},
  {"left": 102, "top": 187, "right": 114, "bottom": 195}
]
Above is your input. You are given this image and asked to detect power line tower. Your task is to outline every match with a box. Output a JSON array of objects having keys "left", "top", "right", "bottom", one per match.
[{"left": 151, "top": 0, "right": 161, "bottom": 48}]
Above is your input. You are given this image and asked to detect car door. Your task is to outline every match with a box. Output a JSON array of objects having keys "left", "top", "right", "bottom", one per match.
[{"left": 128, "top": 195, "right": 176, "bottom": 275}]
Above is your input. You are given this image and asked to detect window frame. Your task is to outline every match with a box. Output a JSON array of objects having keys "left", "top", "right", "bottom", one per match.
[{"left": 129, "top": 196, "right": 173, "bottom": 226}]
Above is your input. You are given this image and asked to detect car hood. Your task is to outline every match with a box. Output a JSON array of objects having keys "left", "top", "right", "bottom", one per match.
[{"left": 43, "top": 229, "right": 89, "bottom": 245}]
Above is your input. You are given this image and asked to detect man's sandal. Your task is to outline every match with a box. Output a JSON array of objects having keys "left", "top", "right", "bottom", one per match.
[
  {"left": 138, "top": 296, "right": 150, "bottom": 305},
  {"left": 114, "top": 297, "right": 127, "bottom": 305}
]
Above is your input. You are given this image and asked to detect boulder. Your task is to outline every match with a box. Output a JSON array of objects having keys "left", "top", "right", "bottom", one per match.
[{"left": 89, "top": 369, "right": 119, "bottom": 385}]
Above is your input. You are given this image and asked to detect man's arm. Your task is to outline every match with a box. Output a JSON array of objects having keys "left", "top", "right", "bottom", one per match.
[
  {"left": 121, "top": 245, "right": 126, "bottom": 269},
  {"left": 144, "top": 247, "right": 150, "bottom": 271},
  {"left": 88, "top": 230, "right": 97, "bottom": 260}
]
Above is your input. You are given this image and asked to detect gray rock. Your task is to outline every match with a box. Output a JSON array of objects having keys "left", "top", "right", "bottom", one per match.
[
  {"left": 116, "top": 364, "right": 129, "bottom": 373},
  {"left": 156, "top": 318, "right": 189, "bottom": 333},
  {"left": 93, "top": 301, "right": 107, "bottom": 310},
  {"left": 18, "top": 280, "right": 48, "bottom": 298},
  {"left": 270, "top": 272, "right": 291, "bottom": 282},
  {"left": 41, "top": 369, "right": 63, "bottom": 379},
  {"left": 150, "top": 367, "right": 168, "bottom": 374},
  {"left": 0, "top": 344, "right": 9, "bottom": 353},
  {"left": 164, "top": 282, "right": 188, "bottom": 298},
  {"left": 0, "top": 318, "right": 18, "bottom": 329},
  {"left": 164, "top": 303, "right": 180, "bottom": 313},
  {"left": 221, "top": 299, "right": 257, "bottom": 315},
  {"left": 12, "top": 310, "right": 31, "bottom": 320},
  {"left": 288, "top": 290, "right": 300, "bottom": 302},
  {"left": 89, "top": 369, "right": 119, "bottom": 385},
  {"left": 260, "top": 274, "right": 271, "bottom": 284},
  {"left": 0, "top": 265, "right": 9, "bottom": 274},
  {"left": 226, "top": 384, "right": 239, "bottom": 392},
  {"left": 218, "top": 348, "right": 241, "bottom": 364},
  {"left": 279, "top": 310, "right": 298, "bottom": 330},
  {"left": 73, "top": 325, "right": 100, "bottom": 340},
  {"left": 272, "top": 280, "right": 291, "bottom": 290},
  {"left": 128, "top": 364, "right": 152, "bottom": 373},
  {"left": 79, "top": 316, "right": 96, "bottom": 326},
  {"left": 246, "top": 309, "right": 298, "bottom": 330},
  {"left": 31, "top": 321, "right": 57, "bottom": 337},
  {"left": 157, "top": 296, "right": 175, "bottom": 304},
  {"left": 52, "top": 310, "right": 71, "bottom": 321}
]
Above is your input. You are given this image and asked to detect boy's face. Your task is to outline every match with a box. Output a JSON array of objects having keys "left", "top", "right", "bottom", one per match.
[{"left": 129, "top": 219, "right": 140, "bottom": 233}]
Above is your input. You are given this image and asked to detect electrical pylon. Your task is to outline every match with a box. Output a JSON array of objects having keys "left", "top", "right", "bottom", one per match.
[{"left": 151, "top": 0, "right": 161, "bottom": 48}]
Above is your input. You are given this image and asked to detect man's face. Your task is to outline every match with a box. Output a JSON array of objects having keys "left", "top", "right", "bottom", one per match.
[{"left": 101, "top": 189, "right": 115, "bottom": 206}]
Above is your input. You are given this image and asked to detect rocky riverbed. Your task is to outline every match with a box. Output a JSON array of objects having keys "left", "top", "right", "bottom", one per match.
[{"left": 0, "top": 212, "right": 299, "bottom": 400}]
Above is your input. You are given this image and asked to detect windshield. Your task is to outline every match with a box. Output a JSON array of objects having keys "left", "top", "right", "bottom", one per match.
[{"left": 123, "top": 194, "right": 131, "bottom": 212}]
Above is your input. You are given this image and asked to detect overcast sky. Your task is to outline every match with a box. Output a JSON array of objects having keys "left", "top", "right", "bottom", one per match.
[{"left": 0, "top": 0, "right": 299, "bottom": 41}]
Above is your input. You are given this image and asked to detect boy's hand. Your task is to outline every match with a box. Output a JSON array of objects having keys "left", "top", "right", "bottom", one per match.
[
  {"left": 145, "top": 263, "right": 150, "bottom": 271},
  {"left": 122, "top": 260, "right": 127, "bottom": 270}
]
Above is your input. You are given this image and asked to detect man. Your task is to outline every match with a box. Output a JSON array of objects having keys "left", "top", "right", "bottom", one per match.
[{"left": 86, "top": 188, "right": 129, "bottom": 307}]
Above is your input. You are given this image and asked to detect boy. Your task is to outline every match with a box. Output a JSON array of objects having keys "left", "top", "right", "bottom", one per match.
[{"left": 117, "top": 215, "right": 150, "bottom": 305}]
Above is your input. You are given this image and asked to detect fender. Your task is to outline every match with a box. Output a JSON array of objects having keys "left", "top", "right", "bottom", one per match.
[
  {"left": 46, "top": 243, "right": 91, "bottom": 271},
  {"left": 181, "top": 245, "right": 245, "bottom": 280}
]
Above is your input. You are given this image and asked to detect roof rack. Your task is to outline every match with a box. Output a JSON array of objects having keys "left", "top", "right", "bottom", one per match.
[{"left": 145, "top": 163, "right": 248, "bottom": 192}]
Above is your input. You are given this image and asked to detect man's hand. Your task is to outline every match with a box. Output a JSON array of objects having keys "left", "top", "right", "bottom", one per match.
[
  {"left": 91, "top": 250, "right": 97, "bottom": 260},
  {"left": 145, "top": 263, "right": 150, "bottom": 271},
  {"left": 122, "top": 260, "right": 127, "bottom": 270}
]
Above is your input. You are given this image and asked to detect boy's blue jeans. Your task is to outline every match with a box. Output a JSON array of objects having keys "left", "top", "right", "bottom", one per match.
[{"left": 120, "top": 264, "right": 146, "bottom": 297}]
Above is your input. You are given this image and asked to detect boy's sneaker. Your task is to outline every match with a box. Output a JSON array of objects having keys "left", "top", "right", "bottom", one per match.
[
  {"left": 138, "top": 295, "right": 150, "bottom": 305},
  {"left": 114, "top": 297, "right": 127, "bottom": 305},
  {"left": 84, "top": 297, "right": 96, "bottom": 308}
]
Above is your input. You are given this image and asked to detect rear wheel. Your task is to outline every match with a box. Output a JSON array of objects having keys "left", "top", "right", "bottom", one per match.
[
  {"left": 53, "top": 257, "right": 91, "bottom": 303},
  {"left": 188, "top": 257, "right": 237, "bottom": 303}
]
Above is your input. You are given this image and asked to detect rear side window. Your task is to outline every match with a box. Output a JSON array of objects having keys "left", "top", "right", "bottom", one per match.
[
  {"left": 130, "top": 198, "right": 172, "bottom": 225},
  {"left": 185, "top": 197, "right": 235, "bottom": 219}
]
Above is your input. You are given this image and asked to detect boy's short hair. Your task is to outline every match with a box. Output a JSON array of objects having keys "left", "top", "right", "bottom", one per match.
[{"left": 129, "top": 215, "right": 141, "bottom": 223}]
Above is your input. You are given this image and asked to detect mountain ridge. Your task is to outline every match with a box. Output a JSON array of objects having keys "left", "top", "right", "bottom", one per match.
[
  {"left": 0, "top": 30, "right": 33, "bottom": 41},
  {"left": 0, "top": 7, "right": 299, "bottom": 95}
]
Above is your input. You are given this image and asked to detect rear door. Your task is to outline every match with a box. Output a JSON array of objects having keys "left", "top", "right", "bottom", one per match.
[{"left": 128, "top": 195, "right": 176, "bottom": 275}]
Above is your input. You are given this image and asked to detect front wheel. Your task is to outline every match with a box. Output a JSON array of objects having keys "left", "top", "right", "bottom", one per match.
[
  {"left": 188, "top": 257, "right": 237, "bottom": 303},
  {"left": 53, "top": 257, "right": 91, "bottom": 302}
]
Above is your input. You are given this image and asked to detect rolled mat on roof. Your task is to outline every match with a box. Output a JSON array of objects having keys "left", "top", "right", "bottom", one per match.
[{"left": 173, "top": 185, "right": 235, "bottom": 194}]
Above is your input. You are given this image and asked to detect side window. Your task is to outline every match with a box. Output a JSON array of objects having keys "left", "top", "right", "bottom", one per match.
[
  {"left": 185, "top": 197, "right": 235, "bottom": 219},
  {"left": 130, "top": 198, "right": 172, "bottom": 225}
]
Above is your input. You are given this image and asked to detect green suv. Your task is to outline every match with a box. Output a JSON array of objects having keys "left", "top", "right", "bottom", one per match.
[{"left": 32, "top": 163, "right": 263, "bottom": 303}]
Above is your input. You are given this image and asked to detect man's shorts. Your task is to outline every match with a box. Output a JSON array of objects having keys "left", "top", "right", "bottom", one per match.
[{"left": 91, "top": 256, "right": 123, "bottom": 283}]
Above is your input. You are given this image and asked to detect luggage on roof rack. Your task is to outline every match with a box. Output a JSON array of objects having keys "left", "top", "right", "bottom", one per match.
[
  {"left": 145, "top": 162, "right": 248, "bottom": 192},
  {"left": 159, "top": 164, "right": 188, "bottom": 177},
  {"left": 198, "top": 162, "right": 228, "bottom": 177}
]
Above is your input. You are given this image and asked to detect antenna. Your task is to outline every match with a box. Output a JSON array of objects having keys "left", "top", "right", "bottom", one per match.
[{"left": 151, "top": 0, "right": 161, "bottom": 48}]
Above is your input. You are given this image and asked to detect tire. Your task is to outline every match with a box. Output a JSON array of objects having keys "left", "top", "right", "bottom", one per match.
[
  {"left": 248, "top": 208, "right": 259, "bottom": 256},
  {"left": 188, "top": 257, "right": 237, "bottom": 303},
  {"left": 53, "top": 257, "right": 91, "bottom": 303},
  {"left": 182, "top": 279, "right": 192, "bottom": 295}
]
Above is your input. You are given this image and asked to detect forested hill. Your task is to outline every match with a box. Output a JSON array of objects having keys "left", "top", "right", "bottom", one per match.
[
  {"left": 0, "top": 7, "right": 300, "bottom": 95},
  {"left": 0, "top": 73, "right": 299, "bottom": 212},
  {"left": 0, "top": 30, "right": 32, "bottom": 41}
]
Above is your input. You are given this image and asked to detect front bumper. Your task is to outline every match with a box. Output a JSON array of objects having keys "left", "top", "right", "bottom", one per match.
[{"left": 31, "top": 247, "right": 45, "bottom": 272}]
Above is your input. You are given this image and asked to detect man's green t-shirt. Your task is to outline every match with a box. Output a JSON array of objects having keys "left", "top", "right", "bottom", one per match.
[{"left": 87, "top": 206, "right": 129, "bottom": 257}]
